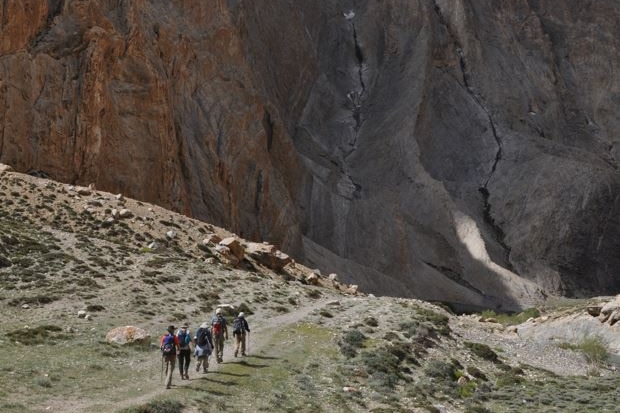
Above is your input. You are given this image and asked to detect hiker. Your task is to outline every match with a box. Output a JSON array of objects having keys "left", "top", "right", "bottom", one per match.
[
  {"left": 232, "top": 312, "right": 251, "bottom": 357},
  {"left": 194, "top": 322, "right": 214, "bottom": 373},
  {"left": 211, "top": 307, "right": 228, "bottom": 363},
  {"left": 160, "top": 325, "right": 180, "bottom": 389},
  {"left": 176, "top": 323, "right": 193, "bottom": 380}
]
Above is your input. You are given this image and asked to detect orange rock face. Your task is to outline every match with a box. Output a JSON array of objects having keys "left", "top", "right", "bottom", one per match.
[{"left": 1, "top": 1, "right": 618, "bottom": 310}]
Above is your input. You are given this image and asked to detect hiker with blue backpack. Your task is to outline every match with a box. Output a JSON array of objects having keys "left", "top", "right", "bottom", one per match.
[
  {"left": 232, "top": 312, "right": 250, "bottom": 357},
  {"left": 211, "top": 308, "right": 228, "bottom": 363},
  {"left": 160, "top": 325, "right": 180, "bottom": 389},
  {"left": 176, "top": 323, "right": 193, "bottom": 380},
  {"left": 194, "top": 322, "right": 214, "bottom": 373}
]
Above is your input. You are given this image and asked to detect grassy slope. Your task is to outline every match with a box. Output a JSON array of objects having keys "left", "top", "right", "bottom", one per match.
[{"left": 1, "top": 171, "right": 619, "bottom": 413}]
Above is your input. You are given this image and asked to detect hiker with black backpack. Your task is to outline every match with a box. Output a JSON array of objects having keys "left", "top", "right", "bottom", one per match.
[
  {"left": 210, "top": 307, "right": 228, "bottom": 363},
  {"left": 232, "top": 312, "right": 250, "bottom": 357},
  {"left": 160, "top": 325, "right": 180, "bottom": 389},
  {"left": 194, "top": 322, "right": 214, "bottom": 373},
  {"left": 176, "top": 323, "right": 193, "bottom": 380}
]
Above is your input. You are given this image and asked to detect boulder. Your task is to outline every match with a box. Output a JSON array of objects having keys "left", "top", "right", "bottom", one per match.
[
  {"left": 219, "top": 237, "right": 245, "bottom": 260},
  {"left": 105, "top": 326, "right": 151, "bottom": 346},
  {"left": 246, "top": 242, "right": 292, "bottom": 271},
  {"left": 0, "top": 163, "right": 14, "bottom": 173},
  {"left": 306, "top": 272, "right": 320, "bottom": 285},
  {"left": 598, "top": 295, "right": 620, "bottom": 326}
]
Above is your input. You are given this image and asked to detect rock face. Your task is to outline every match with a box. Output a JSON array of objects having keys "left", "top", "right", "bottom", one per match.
[{"left": 1, "top": 1, "right": 618, "bottom": 310}]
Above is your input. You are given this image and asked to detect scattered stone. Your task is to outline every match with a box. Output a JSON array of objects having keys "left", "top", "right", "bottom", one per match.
[
  {"left": 166, "top": 230, "right": 176, "bottom": 239},
  {"left": 147, "top": 241, "right": 159, "bottom": 250},
  {"left": 328, "top": 273, "right": 339, "bottom": 282},
  {"left": 205, "top": 257, "right": 217, "bottom": 264},
  {"left": 587, "top": 305, "right": 602, "bottom": 317},
  {"left": 115, "top": 193, "right": 124, "bottom": 201},
  {"left": 506, "top": 325, "right": 518, "bottom": 334},
  {"left": 327, "top": 300, "right": 341, "bottom": 306},
  {"left": 77, "top": 310, "right": 87, "bottom": 318},
  {"left": 21, "top": 304, "right": 30, "bottom": 309},
  {"left": 106, "top": 326, "right": 151, "bottom": 346},
  {"left": 203, "top": 234, "right": 222, "bottom": 245},
  {"left": 597, "top": 295, "right": 620, "bottom": 326},
  {"left": 0, "top": 163, "right": 14, "bottom": 173},
  {"left": 85, "top": 314, "right": 92, "bottom": 321},
  {"left": 345, "top": 284, "right": 359, "bottom": 295},
  {"left": 457, "top": 376, "right": 469, "bottom": 385},
  {"left": 119, "top": 208, "right": 133, "bottom": 218},
  {"left": 246, "top": 242, "right": 292, "bottom": 271},
  {"left": 306, "top": 273, "right": 320, "bottom": 285},
  {"left": 342, "top": 386, "right": 357, "bottom": 392},
  {"left": 76, "top": 187, "right": 92, "bottom": 196},
  {"left": 219, "top": 237, "right": 245, "bottom": 260}
]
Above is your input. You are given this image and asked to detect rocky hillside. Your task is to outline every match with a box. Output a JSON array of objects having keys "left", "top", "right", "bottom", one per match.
[
  {"left": 0, "top": 168, "right": 619, "bottom": 413},
  {"left": 0, "top": 1, "right": 619, "bottom": 309}
]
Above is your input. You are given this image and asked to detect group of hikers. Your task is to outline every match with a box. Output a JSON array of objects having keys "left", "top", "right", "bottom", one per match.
[{"left": 159, "top": 308, "right": 251, "bottom": 389}]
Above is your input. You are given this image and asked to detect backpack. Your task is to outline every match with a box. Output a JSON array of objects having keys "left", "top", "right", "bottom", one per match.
[
  {"left": 161, "top": 334, "right": 175, "bottom": 356},
  {"left": 212, "top": 318, "right": 223, "bottom": 336},
  {"left": 232, "top": 317, "right": 244, "bottom": 335},
  {"left": 177, "top": 330, "right": 191, "bottom": 347},
  {"left": 196, "top": 327, "right": 210, "bottom": 346}
]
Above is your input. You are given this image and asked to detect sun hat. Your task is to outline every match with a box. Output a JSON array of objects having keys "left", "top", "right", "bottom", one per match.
[
  {"left": 238, "top": 312, "right": 245, "bottom": 318},
  {"left": 215, "top": 308, "right": 222, "bottom": 314}
]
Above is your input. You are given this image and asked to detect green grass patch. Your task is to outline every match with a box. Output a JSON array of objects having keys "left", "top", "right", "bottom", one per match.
[
  {"left": 559, "top": 336, "right": 609, "bottom": 364},
  {"left": 479, "top": 307, "right": 541, "bottom": 326}
]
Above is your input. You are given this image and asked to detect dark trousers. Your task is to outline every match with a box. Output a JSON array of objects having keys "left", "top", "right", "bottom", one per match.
[{"left": 178, "top": 349, "right": 191, "bottom": 374}]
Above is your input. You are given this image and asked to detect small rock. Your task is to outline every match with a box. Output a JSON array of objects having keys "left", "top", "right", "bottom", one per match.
[
  {"left": 147, "top": 241, "right": 159, "bottom": 250},
  {"left": 21, "top": 304, "right": 30, "bottom": 309},
  {"left": 328, "top": 273, "right": 339, "bottom": 282},
  {"left": 306, "top": 273, "right": 320, "bottom": 285},
  {"left": 76, "top": 187, "right": 91, "bottom": 196},
  {"left": 77, "top": 310, "right": 87, "bottom": 318},
  {"left": 166, "top": 230, "right": 176, "bottom": 239},
  {"left": 85, "top": 314, "right": 92, "bottom": 321},
  {"left": 342, "top": 386, "right": 357, "bottom": 392},
  {"left": 119, "top": 208, "right": 133, "bottom": 218},
  {"left": 327, "top": 300, "right": 341, "bottom": 306},
  {"left": 587, "top": 305, "right": 602, "bottom": 317},
  {"left": 115, "top": 193, "right": 124, "bottom": 201}
]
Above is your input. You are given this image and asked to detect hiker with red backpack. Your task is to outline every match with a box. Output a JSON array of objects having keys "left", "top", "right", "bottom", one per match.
[
  {"left": 176, "top": 323, "right": 193, "bottom": 380},
  {"left": 160, "top": 325, "right": 180, "bottom": 389},
  {"left": 211, "top": 308, "right": 228, "bottom": 363},
  {"left": 232, "top": 312, "right": 250, "bottom": 357},
  {"left": 194, "top": 322, "right": 214, "bottom": 373}
]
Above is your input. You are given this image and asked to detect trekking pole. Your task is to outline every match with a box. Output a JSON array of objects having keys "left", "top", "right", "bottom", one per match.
[{"left": 247, "top": 332, "right": 250, "bottom": 354}]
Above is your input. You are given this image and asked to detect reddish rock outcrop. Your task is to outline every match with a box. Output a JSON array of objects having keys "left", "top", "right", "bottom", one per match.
[{"left": 1, "top": 1, "right": 618, "bottom": 310}]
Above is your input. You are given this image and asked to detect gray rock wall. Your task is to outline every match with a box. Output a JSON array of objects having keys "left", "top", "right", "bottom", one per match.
[{"left": 1, "top": 0, "right": 618, "bottom": 310}]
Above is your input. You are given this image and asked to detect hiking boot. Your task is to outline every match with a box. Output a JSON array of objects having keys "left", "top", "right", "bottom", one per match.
[
  {"left": 195, "top": 365, "right": 200, "bottom": 372},
  {"left": 234, "top": 351, "right": 238, "bottom": 357},
  {"left": 242, "top": 353, "right": 246, "bottom": 356},
  {"left": 203, "top": 368, "right": 208, "bottom": 373}
]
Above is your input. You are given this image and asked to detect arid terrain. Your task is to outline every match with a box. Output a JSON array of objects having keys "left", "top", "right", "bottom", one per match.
[{"left": 1, "top": 167, "right": 619, "bottom": 413}]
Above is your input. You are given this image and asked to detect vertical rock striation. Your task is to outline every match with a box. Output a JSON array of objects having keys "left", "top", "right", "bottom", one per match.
[{"left": 1, "top": 0, "right": 618, "bottom": 310}]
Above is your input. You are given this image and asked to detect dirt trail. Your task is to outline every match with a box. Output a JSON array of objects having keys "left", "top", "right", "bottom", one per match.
[{"left": 101, "top": 297, "right": 332, "bottom": 413}]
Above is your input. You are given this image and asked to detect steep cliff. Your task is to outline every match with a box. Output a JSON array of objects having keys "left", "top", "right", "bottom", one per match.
[{"left": 1, "top": 0, "right": 618, "bottom": 310}]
